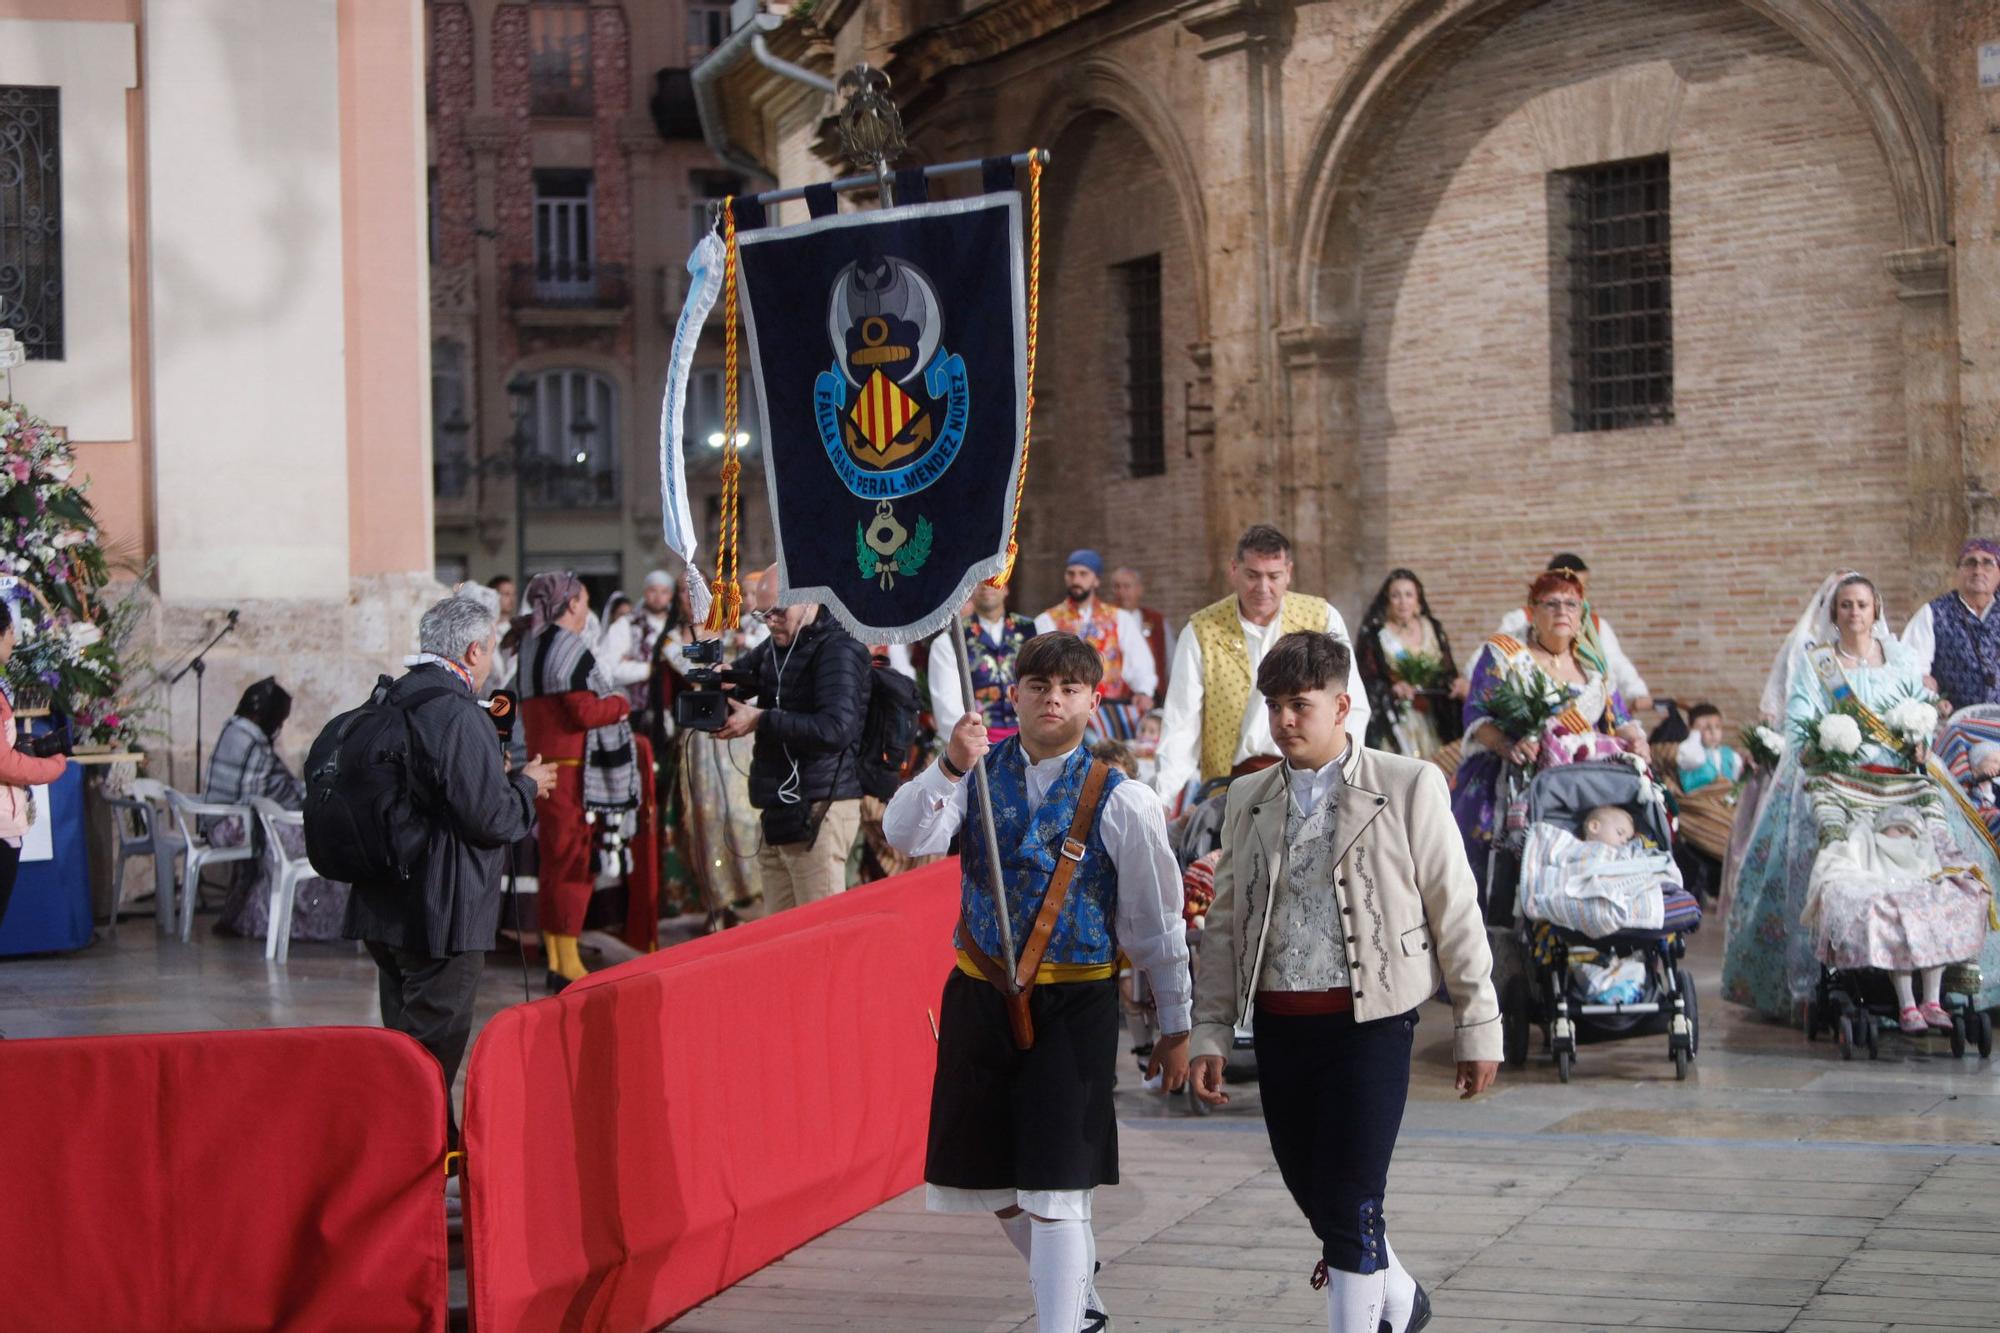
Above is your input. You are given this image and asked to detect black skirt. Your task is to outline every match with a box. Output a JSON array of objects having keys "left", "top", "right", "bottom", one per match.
[{"left": 925, "top": 968, "right": 1120, "bottom": 1193}]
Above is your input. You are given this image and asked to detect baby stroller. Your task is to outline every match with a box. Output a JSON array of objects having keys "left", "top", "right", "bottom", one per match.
[
  {"left": 1806, "top": 963, "right": 1991, "bottom": 1060},
  {"left": 1493, "top": 760, "right": 1703, "bottom": 1082}
]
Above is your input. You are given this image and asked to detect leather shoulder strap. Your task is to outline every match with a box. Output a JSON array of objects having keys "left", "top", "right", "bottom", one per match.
[{"left": 1014, "top": 760, "right": 1112, "bottom": 989}]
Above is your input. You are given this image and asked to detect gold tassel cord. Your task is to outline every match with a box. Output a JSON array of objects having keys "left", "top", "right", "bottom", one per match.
[
  {"left": 705, "top": 200, "right": 743, "bottom": 632},
  {"left": 988, "top": 149, "right": 1041, "bottom": 591}
]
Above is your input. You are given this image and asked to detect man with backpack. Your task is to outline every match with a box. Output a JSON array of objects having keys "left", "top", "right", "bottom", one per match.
[
  {"left": 713, "top": 577, "right": 875, "bottom": 915},
  {"left": 325, "top": 596, "right": 555, "bottom": 1123}
]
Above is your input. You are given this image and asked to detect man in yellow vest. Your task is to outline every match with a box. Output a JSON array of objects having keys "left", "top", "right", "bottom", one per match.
[{"left": 1153, "top": 525, "right": 1370, "bottom": 809}]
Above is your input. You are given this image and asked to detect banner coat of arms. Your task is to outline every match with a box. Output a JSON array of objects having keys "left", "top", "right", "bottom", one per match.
[{"left": 734, "top": 192, "right": 1027, "bottom": 645}]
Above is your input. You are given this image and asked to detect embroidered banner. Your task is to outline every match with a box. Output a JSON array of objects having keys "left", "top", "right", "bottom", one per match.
[{"left": 734, "top": 193, "right": 1027, "bottom": 643}]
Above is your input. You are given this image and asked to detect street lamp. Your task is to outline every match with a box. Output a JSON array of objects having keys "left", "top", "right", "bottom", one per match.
[{"left": 506, "top": 374, "right": 536, "bottom": 588}]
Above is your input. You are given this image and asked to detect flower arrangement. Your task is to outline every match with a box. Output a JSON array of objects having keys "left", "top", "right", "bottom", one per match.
[
  {"left": 1394, "top": 650, "right": 1451, "bottom": 692},
  {"left": 1882, "top": 698, "right": 1941, "bottom": 750},
  {"left": 1482, "top": 658, "right": 1574, "bottom": 741},
  {"left": 1, "top": 396, "right": 149, "bottom": 749},
  {"left": 1739, "top": 723, "right": 1786, "bottom": 774}
]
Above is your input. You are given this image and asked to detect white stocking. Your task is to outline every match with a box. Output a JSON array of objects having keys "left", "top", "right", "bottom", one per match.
[
  {"left": 1028, "top": 1217, "right": 1091, "bottom": 1332},
  {"left": 1381, "top": 1239, "right": 1416, "bottom": 1333},
  {"left": 1326, "top": 1268, "right": 1386, "bottom": 1333},
  {"left": 1083, "top": 1220, "right": 1105, "bottom": 1321},
  {"left": 1920, "top": 966, "right": 1946, "bottom": 1006},
  {"left": 1892, "top": 972, "right": 1917, "bottom": 1011},
  {"left": 998, "top": 1210, "right": 1033, "bottom": 1264}
]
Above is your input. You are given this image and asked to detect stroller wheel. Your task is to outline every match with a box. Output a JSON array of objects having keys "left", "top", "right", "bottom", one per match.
[
  {"left": 1979, "top": 1011, "right": 1995, "bottom": 1060},
  {"left": 1501, "top": 975, "right": 1530, "bottom": 1070},
  {"left": 1950, "top": 1013, "right": 1968, "bottom": 1060},
  {"left": 1863, "top": 1015, "right": 1880, "bottom": 1060},
  {"left": 1672, "top": 1046, "right": 1689, "bottom": 1081},
  {"left": 1837, "top": 1014, "right": 1855, "bottom": 1060},
  {"left": 1804, "top": 998, "right": 1820, "bottom": 1042},
  {"left": 1678, "top": 968, "right": 1700, "bottom": 1058},
  {"left": 1554, "top": 1048, "right": 1573, "bottom": 1083}
]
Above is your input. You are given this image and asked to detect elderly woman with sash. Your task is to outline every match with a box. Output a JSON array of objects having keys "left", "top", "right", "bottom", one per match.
[
  {"left": 1724, "top": 572, "right": 2000, "bottom": 1021},
  {"left": 519, "top": 571, "right": 650, "bottom": 988},
  {"left": 1452, "top": 569, "right": 1649, "bottom": 894}
]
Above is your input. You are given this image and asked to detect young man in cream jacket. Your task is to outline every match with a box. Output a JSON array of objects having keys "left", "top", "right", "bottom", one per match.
[{"left": 1191, "top": 631, "right": 1499, "bottom": 1333}]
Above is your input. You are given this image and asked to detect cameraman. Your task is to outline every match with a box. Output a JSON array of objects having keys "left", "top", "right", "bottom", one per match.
[
  {"left": 714, "top": 579, "right": 871, "bottom": 914},
  {"left": 341, "top": 596, "right": 555, "bottom": 1122},
  {"left": 0, "top": 600, "right": 70, "bottom": 933}
]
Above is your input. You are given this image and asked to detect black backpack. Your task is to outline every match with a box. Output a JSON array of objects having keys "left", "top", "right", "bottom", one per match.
[
  {"left": 303, "top": 676, "right": 452, "bottom": 885},
  {"left": 857, "top": 659, "right": 919, "bottom": 801}
]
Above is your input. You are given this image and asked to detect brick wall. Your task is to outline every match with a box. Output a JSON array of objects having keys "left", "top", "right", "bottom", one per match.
[
  {"left": 1017, "top": 111, "right": 1206, "bottom": 629},
  {"left": 1349, "top": 0, "right": 1908, "bottom": 722}
]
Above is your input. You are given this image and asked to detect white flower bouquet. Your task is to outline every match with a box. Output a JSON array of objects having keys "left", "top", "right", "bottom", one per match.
[{"left": 1882, "top": 698, "right": 1940, "bottom": 748}]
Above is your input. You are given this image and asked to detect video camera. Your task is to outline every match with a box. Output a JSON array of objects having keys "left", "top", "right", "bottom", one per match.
[{"left": 673, "top": 638, "right": 757, "bottom": 733}]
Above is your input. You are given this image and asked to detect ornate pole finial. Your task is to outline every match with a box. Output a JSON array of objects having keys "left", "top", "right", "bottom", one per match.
[{"left": 835, "top": 64, "right": 906, "bottom": 188}]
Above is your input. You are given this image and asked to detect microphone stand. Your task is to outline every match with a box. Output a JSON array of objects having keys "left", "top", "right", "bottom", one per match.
[{"left": 169, "top": 613, "right": 238, "bottom": 787}]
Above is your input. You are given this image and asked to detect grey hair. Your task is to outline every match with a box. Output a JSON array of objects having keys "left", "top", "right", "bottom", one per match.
[
  {"left": 456, "top": 582, "right": 503, "bottom": 618},
  {"left": 419, "top": 595, "right": 498, "bottom": 662}
]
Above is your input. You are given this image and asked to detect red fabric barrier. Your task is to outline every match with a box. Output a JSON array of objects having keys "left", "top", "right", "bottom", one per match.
[
  {"left": 0, "top": 1026, "right": 450, "bottom": 1332},
  {"left": 464, "top": 859, "right": 961, "bottom": 1332}
]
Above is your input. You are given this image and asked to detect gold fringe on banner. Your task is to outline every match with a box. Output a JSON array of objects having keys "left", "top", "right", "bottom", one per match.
[
  {"left": 704, "top": 199, "right": 744, "bottom": 633},
  {"left": 987, "top": 149, "right": 1042, "bottom": 591}
]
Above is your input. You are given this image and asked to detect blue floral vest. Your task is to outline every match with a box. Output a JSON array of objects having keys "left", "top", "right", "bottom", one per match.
[
  {"left": 959, "top": 738, "right": 1121, "bottom": 967},
  {"left": 1929, "top": 593, "right": 2000, "bottom": 710},
  {"left": 960, "top": 614, "right": 1036, "bottom": 731}
]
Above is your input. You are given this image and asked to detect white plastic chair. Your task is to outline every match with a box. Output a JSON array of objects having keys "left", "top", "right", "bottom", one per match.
[
  {"left": 101, "top": 777, "right": 185, "bottom": 938},
  {"left": 163, "top": 788, "right": 257, "bottom": 942},
  {"left": 249, "top": 797, "right": 322, "bottom": 963}
]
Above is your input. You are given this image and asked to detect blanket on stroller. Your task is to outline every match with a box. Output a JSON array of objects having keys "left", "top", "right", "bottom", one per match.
[{"left": 1521, "top": 823, "right": 1684, "bottom": 937}]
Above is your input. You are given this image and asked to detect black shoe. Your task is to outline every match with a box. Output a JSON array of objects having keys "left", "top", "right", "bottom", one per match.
[
  {"left": 545, "top": 970, "right": 571, "bottom": 994},
  {"left": 1379, "top": 1281, "right": 1431, "bottom": 1333},
  {"left": 1081, "top": 1309, "right": 1108, "bottom": 1332}
]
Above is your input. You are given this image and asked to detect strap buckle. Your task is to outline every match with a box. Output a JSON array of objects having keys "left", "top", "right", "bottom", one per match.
[{"left": 1060, "top": 836, "right": 1086, "bottom": 863}]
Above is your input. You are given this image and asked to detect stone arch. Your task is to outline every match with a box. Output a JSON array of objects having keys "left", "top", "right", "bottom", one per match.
[
  {"left": 1027, "top": 56, "right": 1210, "bottom": 338},
  {"left": 1288, "top": 0, "right": 1943, "bottom": 326}
]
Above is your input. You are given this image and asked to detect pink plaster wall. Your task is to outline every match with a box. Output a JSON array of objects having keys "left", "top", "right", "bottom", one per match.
[{"left": 338, "top": 0, "right": 433, "bottom": 577}]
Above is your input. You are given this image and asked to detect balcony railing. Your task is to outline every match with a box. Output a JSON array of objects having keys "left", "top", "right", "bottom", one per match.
[{"left": 508, "top": 261, "right": 629, "bottom": 310}]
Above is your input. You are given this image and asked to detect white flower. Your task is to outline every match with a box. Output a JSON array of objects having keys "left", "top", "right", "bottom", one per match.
[
  {"left": 1755, "top": 725, "right": 1785, "bottom": 755},
  {"left": 65, "top": 621, "right": 102, "bottom": 649},
  {"left": 1883, "top": 699, "right": 1939, "bottom": 745},
  {"left": 1817, "top": 713, "right": 1863, "bottom": 755},
  {"left": 43, "top": 458, "right": 72, "bottom": 483},
  {"left": 50, "top": 528, "right": 87, "bottom": 550}
]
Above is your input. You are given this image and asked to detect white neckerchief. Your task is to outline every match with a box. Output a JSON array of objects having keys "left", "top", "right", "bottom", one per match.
[{"left": 1021, "top": 745, "right": 1080, "bottom": 816}]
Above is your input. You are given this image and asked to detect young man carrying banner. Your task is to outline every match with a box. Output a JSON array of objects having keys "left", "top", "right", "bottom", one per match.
[
  {"left": 884, "top": 632, "right": 1192, "bottom": 1333},
  {"left": 1190, "top": 631, "right": 1499, "bottom": 1333}
]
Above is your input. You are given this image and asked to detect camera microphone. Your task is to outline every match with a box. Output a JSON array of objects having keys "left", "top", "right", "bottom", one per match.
[
  {"left": 227, "top": 609, "right": 240, "bottom": 625},
  {"left": 487, "top": 689, "right": 518, "bottom": 743}
]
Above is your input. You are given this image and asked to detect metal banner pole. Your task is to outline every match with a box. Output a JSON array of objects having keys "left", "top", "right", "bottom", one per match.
[{"left": 950, "top": 621, "right": 1019, "bottom": 974}]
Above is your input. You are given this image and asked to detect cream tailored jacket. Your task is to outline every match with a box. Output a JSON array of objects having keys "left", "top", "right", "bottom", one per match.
[{"left": 1190, "top": 739, "right": 1502, "bottom": 1064}]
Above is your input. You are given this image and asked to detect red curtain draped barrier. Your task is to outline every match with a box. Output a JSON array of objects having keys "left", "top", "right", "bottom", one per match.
[
  {"left": 0, "top": 1027, "right": 451, "bottom": 1333},
  {"left": 463, "top": 859, "right": 961, "bottom": 1332}
]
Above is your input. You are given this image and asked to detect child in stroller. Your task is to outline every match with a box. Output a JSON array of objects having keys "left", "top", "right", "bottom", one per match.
[
  {"left": 1499, "top": 760, "right": 1703, "bottom": 1081},
  {"left": 1802, "top": 801, "right": 1994, "bottom": 1059}
]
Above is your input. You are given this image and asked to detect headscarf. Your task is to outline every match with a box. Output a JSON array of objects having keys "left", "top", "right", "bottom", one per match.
[
  {"left": 1964, "top": 538, "right": 2000, "bottom": 563},
  {"left": 525, "top": 571, "right": 584, "bottom": 631},
  {"left": 235, "top": 677, "right": 292, "bottom": 738},
  {"left": 1065, "top": 549, "right": 1104, "bottom": 578},
  {"left": 642, "top": 569, "right": 675, "bottom": 591}
]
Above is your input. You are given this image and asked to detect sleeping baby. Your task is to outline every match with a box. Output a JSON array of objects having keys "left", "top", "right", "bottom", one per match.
[{"left": 1519, "top": 802, "right": 1684, "bottom": 936}]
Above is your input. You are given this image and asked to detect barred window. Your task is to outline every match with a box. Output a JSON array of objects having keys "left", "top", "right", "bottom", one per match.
[
  {"left": 0, "top": 86, "right": 62, "bottom": 361},
  {"left": 1115, "top": 254, "right": 1164, "bottom": 478},
  {"left": 1559, "top": 155, "right": 1671, "bottom": 432}
]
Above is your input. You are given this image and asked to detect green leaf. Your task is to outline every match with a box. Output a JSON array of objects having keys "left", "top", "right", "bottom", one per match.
[
  {"left": 896, "top": 515, "right": 933, "bottom": 575},
  {"left": 855, "top": 522, "right": 875, "bottom": 579}
]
